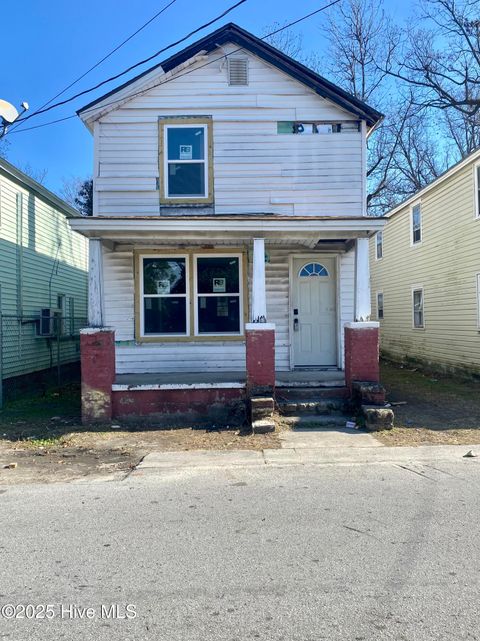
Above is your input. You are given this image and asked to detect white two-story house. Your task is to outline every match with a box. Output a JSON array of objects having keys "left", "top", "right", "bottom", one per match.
[{"left": 71, "top": 23, "right": 385, "bottom": 426}]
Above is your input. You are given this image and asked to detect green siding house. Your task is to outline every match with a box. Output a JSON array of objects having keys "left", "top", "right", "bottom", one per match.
[{"left": 0, "top": 158, "right": 88, "bottom": 398}]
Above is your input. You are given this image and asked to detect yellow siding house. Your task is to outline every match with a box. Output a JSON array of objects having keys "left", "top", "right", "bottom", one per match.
[{"left": 370, "top": 148, "right": 480, "bottom": 376}]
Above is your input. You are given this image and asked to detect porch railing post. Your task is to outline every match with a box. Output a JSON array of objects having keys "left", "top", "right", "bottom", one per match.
[
  {"left": 88, "top": 238, "right": 104, "bottom": 327},
  {"left": 251, "top": 238, "right": 267, "bottom": 322},
  {"left": 354, "top": 237, "right": 371, "bottom": 322}
]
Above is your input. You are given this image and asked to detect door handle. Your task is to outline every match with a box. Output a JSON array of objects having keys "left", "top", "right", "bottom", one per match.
[{"left": 293, "top": 318, "right": 299, "bottom": 332}]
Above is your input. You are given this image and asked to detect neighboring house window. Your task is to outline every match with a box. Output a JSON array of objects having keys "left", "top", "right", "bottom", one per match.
[
  {"left": 138, "top": 253, "right": 244, "bottom": 339},
  {"left": 475, "top": 164, "right": 480, "bottom": 218},
  {"left": 476, "top": 274, "right": 480, "bottom": 329},
  {"left": 411, "top": 203, "right": 422, "bottom": 245},
  {"left": 375, "top": 231, "right": 383, "bottom": 259},
  {"left": 68, "top": 297, "right": 75, "bottom": 334},
  {"left": 57, "top": 294, "right": 67, "bottom": 335},
  {"left": 377, "top": 292, "right": 384, "bottom": 319},
  {"left": 159, "top": 118, "right": 213, "bottom": 204},
  {"left": 412, "top": 288, "right": 424, "bottom": 328}
]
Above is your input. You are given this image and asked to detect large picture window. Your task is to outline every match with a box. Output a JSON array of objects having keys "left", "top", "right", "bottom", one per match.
[
  {"left": 159, "top": 118, "right": 213, "bottom": 204},
  {"left": 138, "top": 253, "right": 244, "bottom": 340},
  {"left": 195, "top": 256, "right": 242, "bottom": 335},
  {"left": 141, "top": 256, "right": 188, "bottom": 336}
]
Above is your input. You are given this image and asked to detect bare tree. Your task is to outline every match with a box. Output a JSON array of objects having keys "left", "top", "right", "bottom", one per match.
[
  {"left": 19, "top": 163, "right": 48, "bottom": 184},
  {"left": 388, "top": 0, "right": 480, "bottom": 156},
  {"left": 60, "top": 176, "right": 93, "bottom": 216}
]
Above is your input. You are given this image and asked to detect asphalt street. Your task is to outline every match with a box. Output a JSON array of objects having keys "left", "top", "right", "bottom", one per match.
[{"left": 1, "top": 459, "right": 479, "bottom": 641}]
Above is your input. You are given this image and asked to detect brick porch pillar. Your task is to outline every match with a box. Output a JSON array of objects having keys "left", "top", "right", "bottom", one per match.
[
  {"left": 344, "top": 321, "right": 380, "bottom": 393},
  {"left": 245, "top": 323, "right": 275, "bottom": 396},
  {"left": 80, "top": 328, "right": 115, "bottom": 424}
]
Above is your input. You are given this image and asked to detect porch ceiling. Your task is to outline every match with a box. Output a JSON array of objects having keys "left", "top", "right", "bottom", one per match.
[{"left": 70, "top": 215, "right": 386, "bottom": 244}]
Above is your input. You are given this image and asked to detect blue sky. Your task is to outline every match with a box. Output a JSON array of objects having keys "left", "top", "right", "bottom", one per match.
[{"left": 2, "top": 0, "right": 414, "bottom": 195}]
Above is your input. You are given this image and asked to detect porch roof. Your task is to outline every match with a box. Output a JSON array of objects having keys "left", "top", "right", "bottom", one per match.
[{"left": 70, "top": 214, "right": 386, "bottom": 243}]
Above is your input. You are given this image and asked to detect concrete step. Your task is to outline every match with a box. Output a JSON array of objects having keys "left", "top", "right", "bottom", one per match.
[
  {"left": 276, "top": 386, "right": 349, "bottom": 401},
  {"left": 281, "top": 415, "right": 351, "bottom": 428},
  {"left": 250, "top": 396, "right": 274, "bottom": 421},
  {"left": 252, "top": 418, "right": 276, "bottom": 434},
  {"left": 277, "top": 398, "right": 348, "bottom": 416}
]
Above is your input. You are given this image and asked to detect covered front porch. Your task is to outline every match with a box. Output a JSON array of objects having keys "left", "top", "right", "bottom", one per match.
[{"left": 71, "top": 214, "right": 384, "bottom": 425}]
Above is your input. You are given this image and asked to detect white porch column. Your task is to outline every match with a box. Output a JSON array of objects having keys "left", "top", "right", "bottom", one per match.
[
  {"left": 251, "top": 238, "right": 267, "bottom": 322},
  {"left": 88, "top": 238, "right": 105, "bottom": 327},
  {"left": 354, "top": 238, "right": 371, "bottom": 322}
]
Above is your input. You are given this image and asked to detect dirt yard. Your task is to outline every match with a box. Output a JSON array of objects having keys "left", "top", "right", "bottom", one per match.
[
  {"left": 376, "top": 361, "right": 480, "bottom": 446},
  {"left": 0, "top": 385, "right": 280, "bottom": 484}
]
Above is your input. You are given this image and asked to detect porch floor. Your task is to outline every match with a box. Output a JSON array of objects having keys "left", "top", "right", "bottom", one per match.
[{"left": 113, "top": 370, "right": 345, "bottom": 391}]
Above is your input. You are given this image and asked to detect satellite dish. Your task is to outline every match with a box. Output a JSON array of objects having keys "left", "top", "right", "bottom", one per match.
[{"left": 0, "top": 99, "right": 19, "bottom": 124}]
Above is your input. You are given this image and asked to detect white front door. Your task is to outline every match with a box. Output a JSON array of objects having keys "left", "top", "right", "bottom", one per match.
[{"left": 292, "top": 257, "right": 337, "bottom": 367}]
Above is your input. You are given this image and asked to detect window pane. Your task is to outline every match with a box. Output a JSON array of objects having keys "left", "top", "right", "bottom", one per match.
[
  {"left": 197, "top": 296, "right": 240, "bottom": 333},
  {"left": 412, "top": 205, "right": 421, "bottom": 242},
  {"left": 197, "top": 257, "right": 240, "bottom": 293},
  {"left": 168, "top": 163, "right": 205, "bottom": 197},
  {"left": 144, "top": 297, "right": 186, "bottom": 334},
  {"left": 143, "top": 258, "right": 186, "bottom": 295},
  {"left": 167, "top": 127, "right": 205, "bottom": 160}
]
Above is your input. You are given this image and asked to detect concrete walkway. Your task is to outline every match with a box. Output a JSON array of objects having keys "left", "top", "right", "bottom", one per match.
[
  {"left": 279, "top": 427, "right": 382, "bottom": 449},
  {"left": 133, "top": 443, "right": 479, "bottom": 474}
]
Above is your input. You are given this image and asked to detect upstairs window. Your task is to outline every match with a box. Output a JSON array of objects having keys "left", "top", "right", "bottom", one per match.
[
  {"left": 277, "top": 120, "right": 360, "bottom": 134},
  {"left": 412, "top": 287, "right": 424, "bottom": 328},
  {"left": 375, "top": 231, "right": 383, "bottom": 260},
  {"left": 411, "top": 203, "right": 422, "bottom": 245},
  {"left": 159, "top": 118, "right": 213, "bottom": 204},
  {"left": 475, "top": 164, "right": 480, "bottom": 218}
]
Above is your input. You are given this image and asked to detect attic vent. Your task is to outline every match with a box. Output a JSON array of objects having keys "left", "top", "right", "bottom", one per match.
[{"left": 228, "top": 58, "right": 248, "bottom": 86}]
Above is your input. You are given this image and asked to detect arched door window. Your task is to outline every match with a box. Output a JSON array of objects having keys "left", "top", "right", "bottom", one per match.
[{"left": 298, "top": 262, "right": 329, "bottom": 278}]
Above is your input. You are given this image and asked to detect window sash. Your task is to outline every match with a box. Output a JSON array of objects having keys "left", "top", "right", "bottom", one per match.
[
  {"left": 377, "top": 293, "right": 384, "bottom": 319},
  {"left": 140, "top": 255, "right": 189, "bottom": 337},
  {"left": 193, "top": 254, "right": 243, "bottom": 336},
  {"left": 413, "top": 289, "right": 424, "bottom": 328},
  {"left": 412, "top": 205, "right": 422, "bottom": 244},
  {"left": 138, "top": 253, "right": 244, "bottom": 339},
  {"left": 476, "top": 165, "right": 480, "bottom": 218},
  {"left": 376, "top": 232, "right": 383, "bottom": 259},
  {"left": 164, "top": 124, "right": 208, "bottom": 199}
]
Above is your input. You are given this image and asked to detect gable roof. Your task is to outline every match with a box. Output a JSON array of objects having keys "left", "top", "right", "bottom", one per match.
[
  {"left": 386, "top": 146, "right": 480, "bottom": 218},
  {"left": 0, "top": 157, "right": 80, "bottom": 218},
  {"left": 78, "top": 22, "right": 383, "bottom": 127}
]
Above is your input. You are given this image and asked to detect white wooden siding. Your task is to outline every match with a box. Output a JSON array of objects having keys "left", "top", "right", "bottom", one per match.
[
  {"left": 103, "top": 244, "right": 355, "bottom": 373},
  {"left": 95, "top": 45, "right": 364, "bottom": 217}
]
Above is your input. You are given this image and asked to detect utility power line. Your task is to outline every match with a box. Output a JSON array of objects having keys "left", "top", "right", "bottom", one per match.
[
  {"left": 8, "top": 0, "right": 178, "bottom": 133},
  {"left": 12, "top": 0, "right": 247, "bottom": 130},
  {"left": 8, "top": 0, "right": 341, "bottom": 136}
]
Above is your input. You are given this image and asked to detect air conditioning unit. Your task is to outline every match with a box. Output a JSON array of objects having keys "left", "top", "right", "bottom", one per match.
[{"left": 38, "top": 308, "right": 60, "bottom": 337}]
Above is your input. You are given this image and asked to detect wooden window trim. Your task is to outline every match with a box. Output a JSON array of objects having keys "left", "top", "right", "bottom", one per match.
[
  {"left": 375, "top": 231, "right": 383, "bottom": 260},
  {"left": 410, "top": 202, "right": 422, "bottom": 247},
  {"left": 134, "top": 248, "right": 248, "bottom": 343},
  {"left": 474, "top": 163, "right": 480, "bottom": 219},
  {"left": 476, "top": 273, "right": 480, "bottom": 330},
  {"left": 376, "top": 291, "right": 384, "bottom": 320},
  {"left": 158, "top": 117, "right": 214, "bottom": 205},
  {"left": 411, "top": 286, "right": 425, "bottom": 330}
]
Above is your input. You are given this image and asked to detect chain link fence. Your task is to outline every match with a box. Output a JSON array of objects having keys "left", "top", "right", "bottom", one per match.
[{"left": 0, "top": 315, "right": 87, "bottom": 407}]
